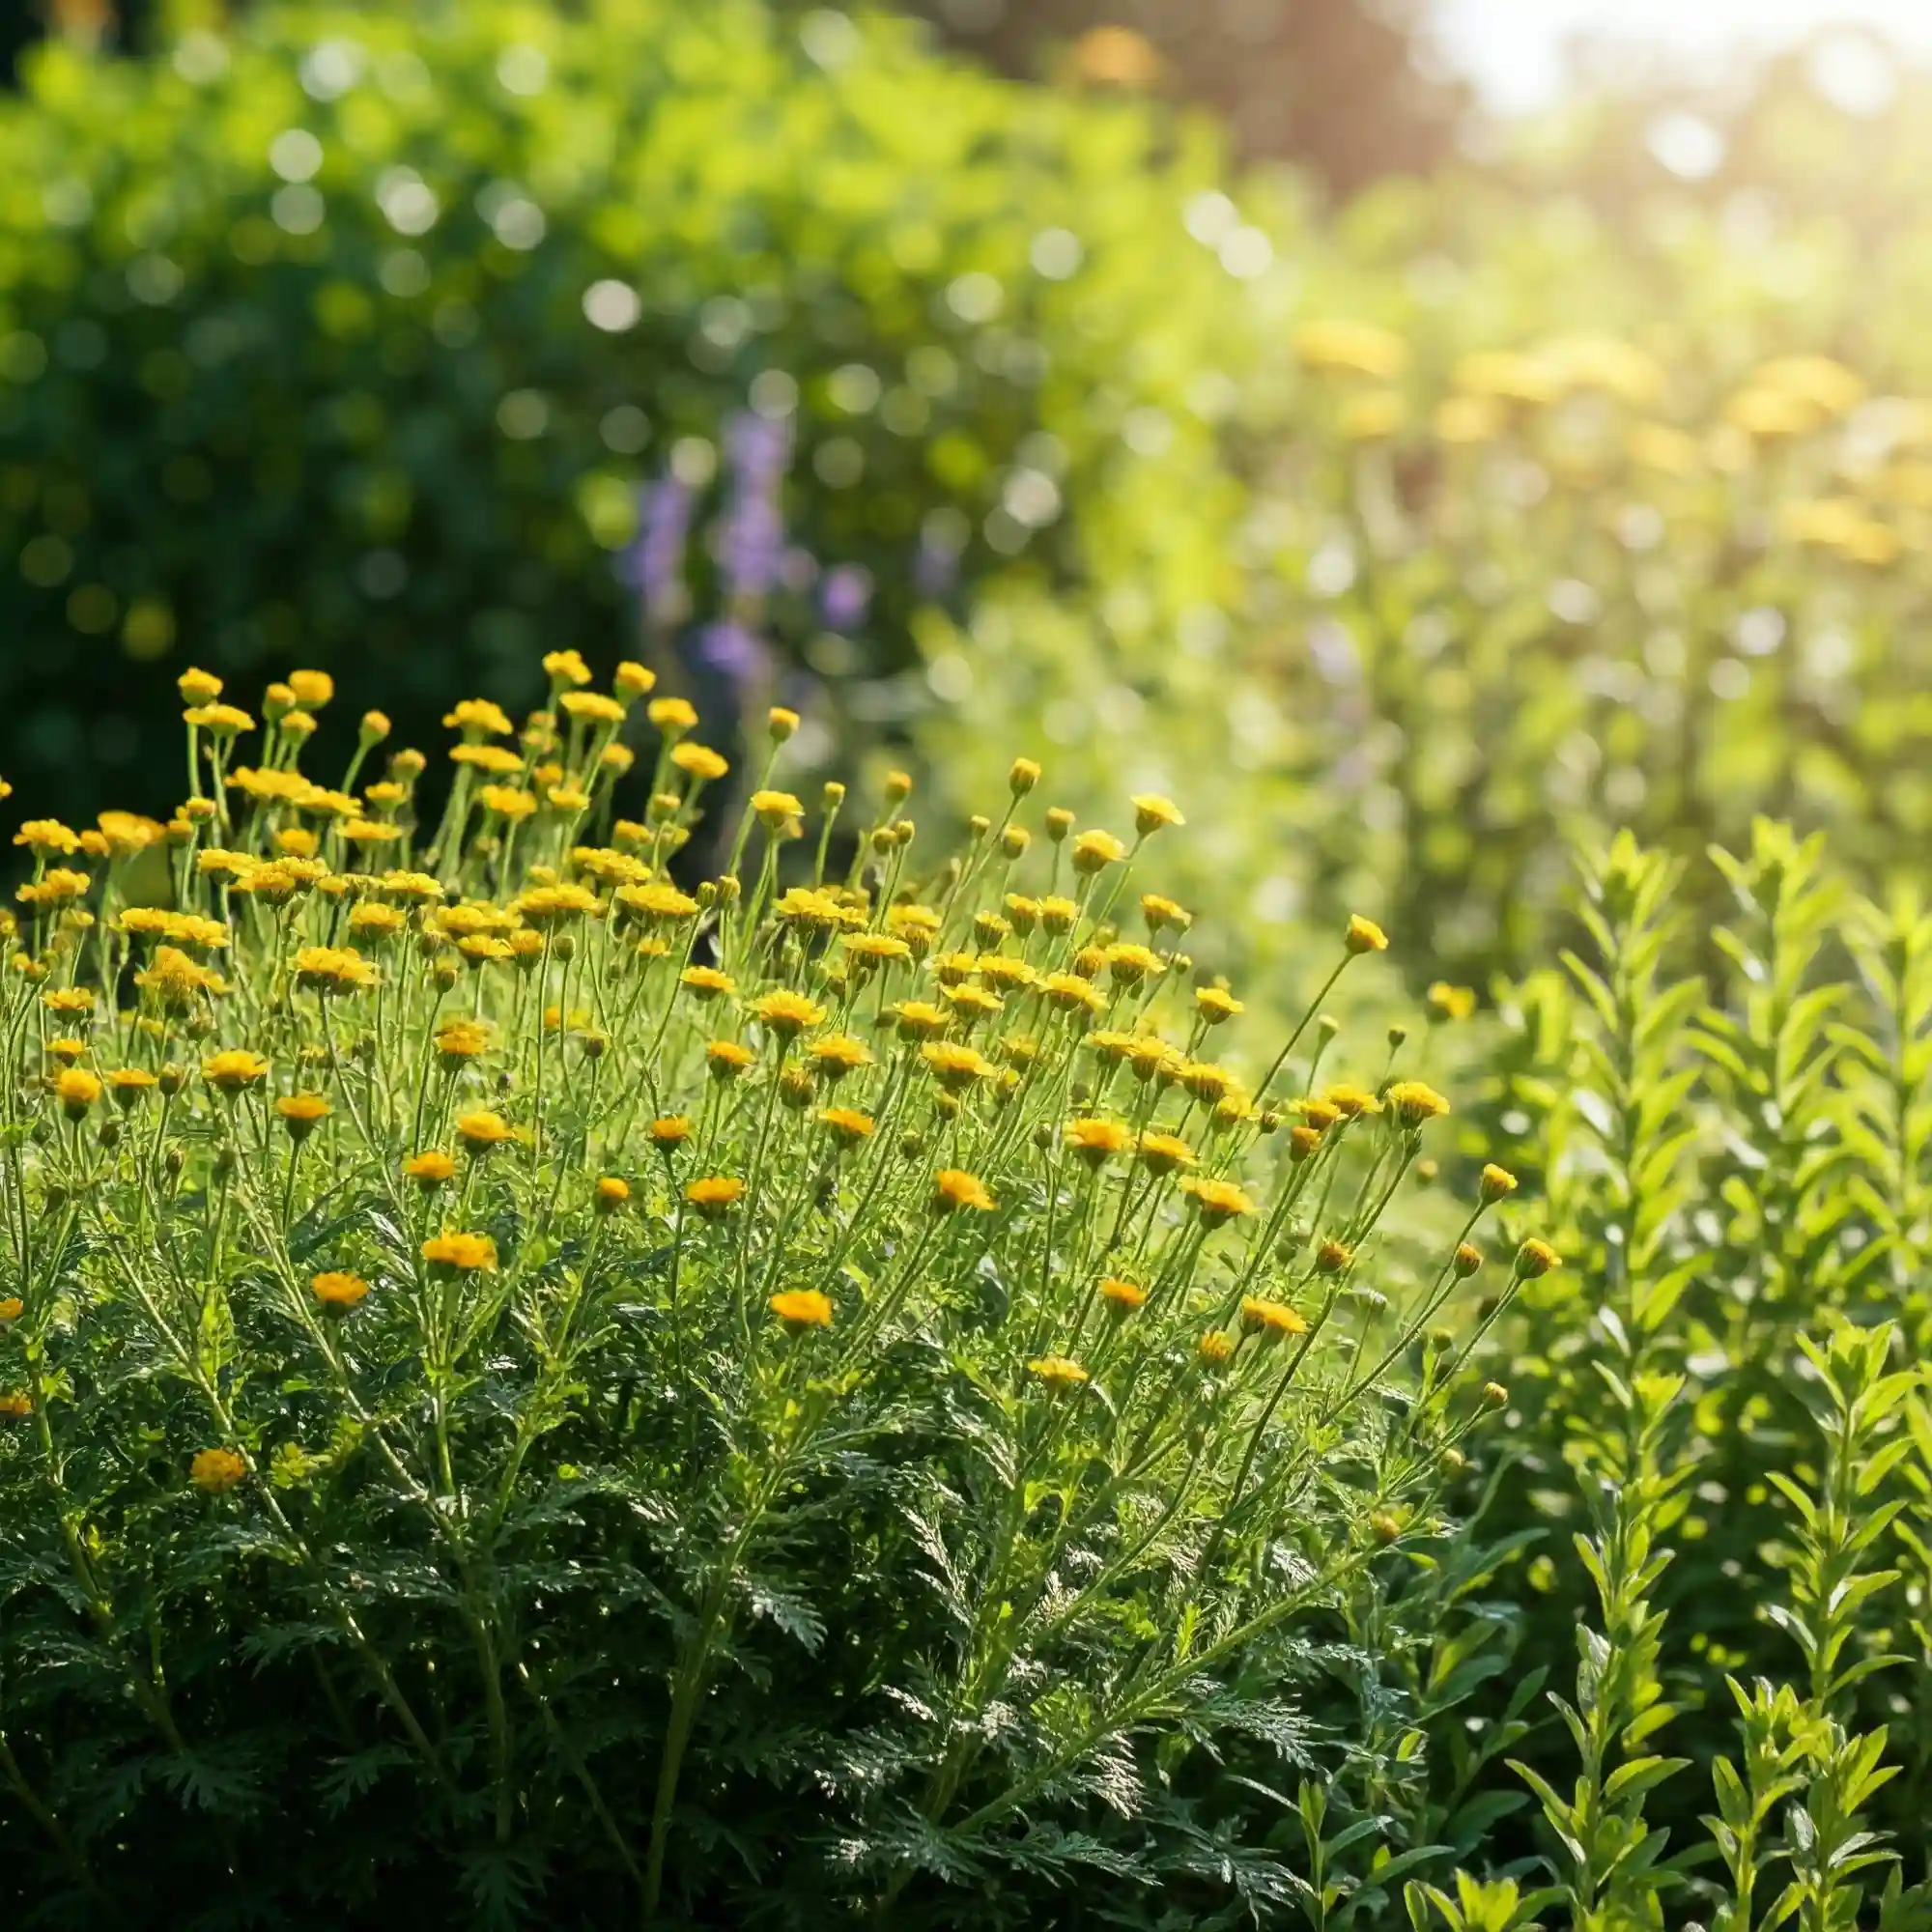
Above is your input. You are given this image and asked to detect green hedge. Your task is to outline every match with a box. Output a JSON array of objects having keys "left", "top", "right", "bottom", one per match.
[{"left": 0, "top": 0, "right": 1256, "bottom": 819}]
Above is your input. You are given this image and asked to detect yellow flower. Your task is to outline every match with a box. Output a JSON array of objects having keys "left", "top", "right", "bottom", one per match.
[
  {"left": 277, "top": 1093, "right": 332, "bottom": 1138},
  {"left": 810, "top": 1036, "right": 872, "bottom": 1082},
  {"left": 1195, "top": 986, "right": 1242, "bottom": 1025},
  {"left": 1070, "top": 829, "right": 1125, "bottom": 874},
  {"left": 1197, "top": 1329, "right": 1236, "bottom": 1367},
  {"left": 596, "top": 1176, "right": 631, "bottom": 1211},
  {"left": 451, "top": 743, "right": 526, "bottom": 774},
  {"left": 1385, "top": 1081, "right": 1451, "bottom": 1126},
  {"left": 1240, "top": 1297, "right": 1309, "bottom": 1342},
  {"left": 619, "top": 882, "right": 700, "bottom": 925},
  {"left": 177, "top": 667, "right": 224, "bottom": 704},
  {"left": 1104, "top": 943, "right": 1164, "bottom": 986},
  {"left": 405, "top": 1151, "right": 455, "bottom": 1188},
  {"left": 480, "top": 784, "right": 538, "bottom": 822},
  {"left": 818, "top": 1106, "right": 875, "bottom": 1148},
  {"left": 190, "top": 1447, "right": 248, "bottom": 1493},
  {"left": 312, "top": 1270, "right": 369, "bottom": 1313},
  {"left": 615, "top": 660, "right": 656, "bottom": 697},
  {"left": 1179, "top": 1061, "right": 1235, "bottom": 1103},
  {"left": 1516, "top": 1239, "right": 1561, "bottom": 1279},
  {"left": 775, "top": 886, "right": 857, "bottom": 933},
  {"left": 1136, "top": 1131, "right": 1196, "bottom": 1177},
  {"left": 1064, "top": 1118, "right": 1131, "bottom": 1167},
  {"left": 457, "top": 1110, "right": 515, "bottom": 1152},
  {"left": 513, "top": 883, "right": 602, "bottom": 928},
  {"left": 1321, "top": 1083, "right": 1378, "bottom": 1119},
  {"left": 685, "top": 1176, "right": 745, "bottom": 1218},
  {"left": 97, "top": 810, "right": 166, "bottom": 855},
  {"left": 1427, "top": 982, "right": 1477, "bottom": 1022},
  {"left": 840, "top": 931, "right": 912, "bottom": 965},
  {"left": 1041, "top": 973, "right": 1105, "bottom": 1016},
  {"left": 293, "top": 946, "right": 378, "bottom": 995},
  {"left": 650, "top": 1116, "right": 694, "bottom": 1148},
  {"left": 661, "top": 963, "right": 734, "bottom": 1008},
  {"left": 1345, "top": 914, "right": 1388, "bottom": 955},
  {"left": 55, "top": 1067, "right": 101, "bottom": 1117},
  {"left": 13, "top": 818, "right": 81, "bottom": 856},
  {"left": 1481, "top": 1163, "right": 1519, "bottom": 1203},
  {"left": 288, "top": 668, "right": 334, "bottom": 708},
  {"left": 933, "top": 1168, "right": 995, "bottom": 1213},
  {"left": 204, "top": 1049, "right": 270, "bottom": 1094},
  {"left": 1098, "top": 1276, "right": 1147, "bottom": 1313},
  {"left": 559, "top": 690, "right": 625, "bottom": 727},
  {"left": 0, "top": 1297, "right": 21, "bottom": 1323},
  {"left": 1009, "top": 756, "right": 1041, "bottom": 795},
  {"left": 0, "top": 1392, "right": 33, "bottom": 1418},
  {"left": 1184, "top": 1178, "right": 1256, "bottom": 1226},
  {"left": 770, "top": 1289, "right": 833, "bottom": 1333},
  {"left": 670, "top": 743, "right": 730, "bottom": 781},
  {"left": 43, "top": 985, "right": 94, "bottom": 1014},
  {"left": 752, "top": 990, "right": 827, "bottom": 1038},
  {"left": 106, "top": 1066, "right": 157, "bottom": 1107},
  {"left": 1027, "top": 1355, "right": 1090, "bottom": 1390},
  {"left": 542, "top": 648, "right": 593, "bottom": 689},
  {"left": 1130, "top": 793, "right": 1183, "bottom": 836},
  {"left": 648, "top": 697, "right": 699, "bottom": 736},
  {"left": 184, "top": 703, "right": 255, "bottom": 735},
  {"left": 750, "top": 789, "right": 805, "bottom": 833},
  {"left": 47, "top": 1037, "right": 87, "bottom": 1065},
  {"left": 922, "top": 1042, "right": 993, "bottom": 1091},
  {"left": 444, "top": 697, "right": 515, "bottom": 738},
  {"left": 435, "top": 1020, "right": 492, "bottom": 1065},
  {"left": 422, "top": 1232, "right": 497, "bottom": 1271},
  {"left": 707, "top": 1039, "right": 756, "bottom": 1078}
]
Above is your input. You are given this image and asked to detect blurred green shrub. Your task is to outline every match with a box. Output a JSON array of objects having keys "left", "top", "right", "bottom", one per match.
[{"left": 0, "top": 0, "right": 1257, "bottom": 819}]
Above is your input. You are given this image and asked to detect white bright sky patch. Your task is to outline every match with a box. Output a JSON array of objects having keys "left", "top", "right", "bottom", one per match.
[{"left": 1434, "top": 0, "right": 1932, "bottom": 111}]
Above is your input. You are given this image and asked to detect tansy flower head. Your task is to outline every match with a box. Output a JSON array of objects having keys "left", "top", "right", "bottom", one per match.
[
  {"left": 107, "top": 1067, "right": 157, "bottom": 1107},
  {"left": 1345, "top": 914, "right": 1389, "bottom": 955},
  {"left": 750, "top": 789, "right": 805, "bottom": 834},
  {"left": 56, "top": 1067, "right": 101, "bottom": 1117},
  {"left": 1064, "top": 1118, "right": 1132, "bottom": 1166},
  {"left": 1240, "top": 1297, "right": 1309, "bottom": 1342},
  {"left": 753, "top": 990, "right": 826, "bottom": 1038},
  {"left": 1070, "top": 829, "right": 1126, "bottom": 874},
  {"left": 595, "top": 1176, "right": 631, "bottom": 1212},
  {"left": 707, "top": 1039, "right": 755, "bottom": 1078},
  {"left": 770, "top": 1289, "right": 833, "bottom": 1333},
  {"left": 422, "top": 1232, "right": 497, "bottom": 1271},
  {"left": 277, "top": 1093, "right": 331, "bottom": 1138},
  {"left": 1385, "top": 1080, "right": 1451, "bottom": 1126},
  {"left": 819, "top": 1106, "right": 875, "bottom": 1148},
  {"left": 405, "top": 1151, "right": 455, "bottom": 1188},
  {"left": 178, "top": 667, "right": 223, "bottom": 704},
  {"left": 1196, "top": 985, "right": 1242, "bottom": 1024},
  {"left": 1098, "top": 1276, "right": 1147, "bottom": 1313},
  {"left": 1428, "top": 982, "right": 1477, "bottom": 1022},
  {"left": 1131, "top": 793, "right": 1183, "bottom": 836},
  {"left": 922, "top": 1042, "right": 993, "bottom": 1091},
  {"left": 1184, "top": 1178, "right": 1256, "bottom": 1226},
  {"left": 650, "top": 1116, "right": 693, "bottom": 1148},
  {"left": 190, "top": 1448, "right": 248, "bottom": 1493},
  {"left": 435, "top": 1020, "right": 493, "bottom": 1065},
  {"left": 933, "top": 1169, "right": 995, "bottom": 1213},
  {"left": 1516, "top": 1238, "right": 1561, "bottom": 1279},
  {"left": 204, "top": 1049, "right": 270, "bottom": 1094},
  {"left": 1137, "top": 1131, "right": 1196, "bottom": 1176},
  {"left": 311, "top": 1270, "right": 369, "bottom": 1313},
  {"left": 1028, "top": 1355, "right": 1090, "bottom": 1390},
  {"left": 649, "top": 697, "right": 698, "bottom": 736},
  {"left": 1105, "top": 943, "right": 1164, "bottom": 985},
  {"left": 457, "top": 1110, "right": 515, "bottom": 1152},
  {"left": 685, "top": 1176, "right": 745, "bottom": 1218},
  {"left": 810, "top": 1035, "right": 872, "bottom": 1080},
  {"left": 1322, "top": 1083, "right": 1378, "bottom": 1119},
  {"left": 1197, "top": 1330, "right": 1236, "bottom": 1368},
  {"left": 1481, "top": 1163, "right": 1519, "bottom": 1203},
  {"left": 445, "top": 697, "right": 515, "bottom": 738}
]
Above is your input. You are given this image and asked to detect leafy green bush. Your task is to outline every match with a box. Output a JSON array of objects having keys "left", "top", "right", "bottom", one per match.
[
  {"left": 0, "top": 653, "right": 1548, "bottom": 1924},
  {"left": 0, "top": 0, "right": 1254, "bottom": 821}
]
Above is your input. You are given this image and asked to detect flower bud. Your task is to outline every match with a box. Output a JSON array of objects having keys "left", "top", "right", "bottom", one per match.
[
  {"left": 1515, "top": 1238, "right": 1560, "bottom": 1278},
  {"left": 1454, "top": 1241, "right": 1484, "bottom": 1278},
  {"left": 164, "top": 1145, "right": 185, "bottom": 1177},
  {"left": 1480, "top": 1163, "right": 1519, "bottom": 1204},
  {"left": 768, "top": 706, "right": 800, "bottom": 742},
  {"left": 1045, "top": 808, "right": 1074, "bottom": 843},
  {"left": 1009, "top": 757, "right": 1040, "bottom": 797},
  {"left": 1482, "top": 1380, "right": 1508, "bottom": 1407}
]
